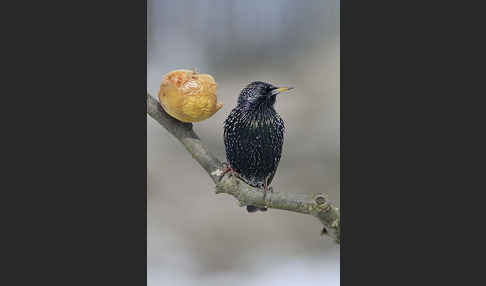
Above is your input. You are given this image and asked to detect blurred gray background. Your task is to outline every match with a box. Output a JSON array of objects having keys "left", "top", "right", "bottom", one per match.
[{"left": 148, "top": 0, "right": 340, "bottom": 285}]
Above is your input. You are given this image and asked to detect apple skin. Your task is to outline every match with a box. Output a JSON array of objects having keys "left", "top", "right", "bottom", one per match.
[{"left": 158, "top": 69, "right": 223, "bottom": 123}]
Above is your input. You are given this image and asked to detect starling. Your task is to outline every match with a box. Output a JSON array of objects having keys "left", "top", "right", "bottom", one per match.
[{"left": 223, "top": 81, "right": 293, "bottom": 212}]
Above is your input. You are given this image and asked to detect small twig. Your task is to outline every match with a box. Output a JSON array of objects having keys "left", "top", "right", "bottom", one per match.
[{"left": 147, "top": 93, "right": 340, "bottom": 243}]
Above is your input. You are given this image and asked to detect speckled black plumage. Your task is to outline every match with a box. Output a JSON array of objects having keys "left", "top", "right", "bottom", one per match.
[{"left": 224, "top": 81, "right": 285, "bottom": 212}]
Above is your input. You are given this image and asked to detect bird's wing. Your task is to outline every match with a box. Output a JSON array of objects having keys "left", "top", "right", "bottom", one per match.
[{"left": 267, "top": 113, "right": 285, "bottom": 186}]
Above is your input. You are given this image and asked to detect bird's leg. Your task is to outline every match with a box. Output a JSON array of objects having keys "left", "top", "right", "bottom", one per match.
[
  {"left": 246, "top": 177, "right": 270, "bottom": 213},
  {"left": 264, "top": 176, "right": 269, "bottom": 193},
  {"left": 263, "top": 176, "right": 274, "bottom": 194},
  {"left": 260, "top": 177, "right": 272, "bottom": 211}
]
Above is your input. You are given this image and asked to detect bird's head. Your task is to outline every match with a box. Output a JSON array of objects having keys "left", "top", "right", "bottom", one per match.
[{"left": 237, "top": 81, "right": 294, "bottom": 109}]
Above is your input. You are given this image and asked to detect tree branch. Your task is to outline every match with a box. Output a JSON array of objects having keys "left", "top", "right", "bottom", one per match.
[{"left": 147, "top": 93, "right": 340, "bottom": 243}]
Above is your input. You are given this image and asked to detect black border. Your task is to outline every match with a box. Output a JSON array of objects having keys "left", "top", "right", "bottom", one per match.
[
  {"left": 340, "top": 1, "right": 480, "bottom": 284},
  {"left": 8, "top": 1, "right": 148, "bottom": 284}
]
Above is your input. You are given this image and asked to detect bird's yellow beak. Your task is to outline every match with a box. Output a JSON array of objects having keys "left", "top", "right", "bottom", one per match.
[{"left": 272, "top": 86, "right": 295, "bottom": 95}]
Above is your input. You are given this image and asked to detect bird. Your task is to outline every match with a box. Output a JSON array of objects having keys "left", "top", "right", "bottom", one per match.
[{"left": 223, "top": 81, "right": 293, "bottom": 212}]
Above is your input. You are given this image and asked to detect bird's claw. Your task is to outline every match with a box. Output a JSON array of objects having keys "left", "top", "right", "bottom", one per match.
[{"left": 218, "top": 162, "right": 238, "bottom": 182}]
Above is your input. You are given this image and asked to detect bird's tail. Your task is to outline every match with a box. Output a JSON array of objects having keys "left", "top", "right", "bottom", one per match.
[{"left": 246, "top": 205, "right": 268, "bottom": 213}]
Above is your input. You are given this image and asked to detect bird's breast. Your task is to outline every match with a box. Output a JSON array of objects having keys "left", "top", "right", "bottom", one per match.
[{"left": 224, "top": 107, "right": 285, "bottom": 184}]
